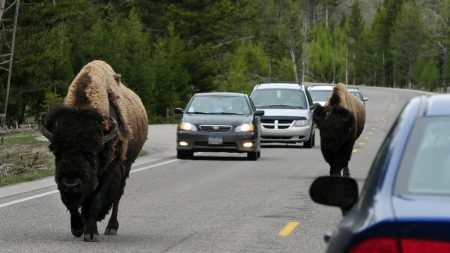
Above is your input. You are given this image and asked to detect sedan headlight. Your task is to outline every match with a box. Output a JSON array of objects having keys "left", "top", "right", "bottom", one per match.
[
  {"left": 294, "top": 119, "right": 310, "bottom": 127},
  {"left": 235, "top": 123, "right": 254, "bottom": 132},
  {"left": 179, "top": 122, "right": 197, "bottom": 131}
]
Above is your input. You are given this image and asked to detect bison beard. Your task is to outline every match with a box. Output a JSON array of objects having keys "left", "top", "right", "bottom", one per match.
[{"left": 38, "top": 60, "right": 148, "bottom": 242}]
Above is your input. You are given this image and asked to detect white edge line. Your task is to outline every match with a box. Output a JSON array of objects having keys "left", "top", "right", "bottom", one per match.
[
  {"left": 0, "top": 190, "right": 59, "bottom": 208},
  {"left": 0, "top": 159, "right": 178, "bottom": 209},
  {"left": 130, "top": 159, "right": 178, "bottom": 174}
]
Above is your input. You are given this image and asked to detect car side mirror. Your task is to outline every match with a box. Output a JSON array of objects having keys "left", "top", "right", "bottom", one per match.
[
  {"left": 255, "top": 110, "right": 265, "bottom": 116},
  {"left": 310, "top": 104, "right": 316, "bottom": 110},
  {"left": 363, "top": 97, "right": 368, "bottom": 102},
  {"left": 309, "top": 176, "right": 359, "bottom": 215},
  {"left": 174, "top": 108, "right": 184, "bottom": 114}
]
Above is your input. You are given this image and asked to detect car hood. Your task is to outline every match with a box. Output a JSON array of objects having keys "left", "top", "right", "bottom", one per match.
[
  {"left": 182, "top": 114, "right": 253, "bottom": 126},
  {"left": 392, "top": 195, "right": 450, "bottom": 219},
  {"left": 258, "top": 108, "right": 309, "bottom": 118}
]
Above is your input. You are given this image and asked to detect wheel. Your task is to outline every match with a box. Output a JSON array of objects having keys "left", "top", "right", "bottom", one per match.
[
  {"left": 304, "top": 131, "right": 315, "bottom": 148},
  {"left": 177, "top": 150, "right": 193, "bottom": 159},
  {"left": 247, "top": 151, "right": 258, "bottom": 160}
]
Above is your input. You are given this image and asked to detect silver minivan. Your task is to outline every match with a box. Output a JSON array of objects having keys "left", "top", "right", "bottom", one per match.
[{"left": 250, "top": 83, "right": 315, "bottom": 148}]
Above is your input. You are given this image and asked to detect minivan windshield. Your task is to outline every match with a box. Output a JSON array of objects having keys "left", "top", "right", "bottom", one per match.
[
  {"left": 309, "top": 90, "right": 332, "bottom": 102},
  {"left": 186, "top": 95, "right": 251, "bottom": 115},
  {"left": 251, "top": 89, "right": 307, "bottom": 109}
]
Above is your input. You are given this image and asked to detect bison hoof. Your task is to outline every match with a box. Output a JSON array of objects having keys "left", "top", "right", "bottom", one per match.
[
  {"left": 83, "top": 233, "right": 99, "bottom": 242},
  {"left": 71, "top": 228, "right": 83, "bottom": 238},
  {"left": 104, "top": 228, "right": 117, "bottom": 235}
]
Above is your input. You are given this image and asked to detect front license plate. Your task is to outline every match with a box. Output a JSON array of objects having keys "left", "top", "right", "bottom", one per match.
[{"left": 208, "top": 136, "right": 223, "bottom": 145}]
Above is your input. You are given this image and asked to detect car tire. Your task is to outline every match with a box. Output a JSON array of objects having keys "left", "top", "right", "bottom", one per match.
[
  {"left": 177, "top": 150, "right": 193, "bottom": 159},
  {"left": 304, "top": 131, "right": 315, "bottom": 148},
  {"left": 247, "top": 151, "right": 258, "bottom": 161}
]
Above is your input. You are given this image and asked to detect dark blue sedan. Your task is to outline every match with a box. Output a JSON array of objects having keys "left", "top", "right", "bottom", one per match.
[{"left": 309, "top": 94, "right": 450, "bottom": 253}]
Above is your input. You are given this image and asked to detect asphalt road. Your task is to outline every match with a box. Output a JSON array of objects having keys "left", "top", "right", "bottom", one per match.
[{"left": 0, "top": 86, "right": 432, "bottom": 253}]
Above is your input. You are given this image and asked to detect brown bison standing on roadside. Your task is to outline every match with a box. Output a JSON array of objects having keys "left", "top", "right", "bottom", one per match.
[
  {"left": 39, "top": 60, "right": 148, "bottom": 242},
  {"left": 313, "top": 83, "right": 365, "bottom": 177}
]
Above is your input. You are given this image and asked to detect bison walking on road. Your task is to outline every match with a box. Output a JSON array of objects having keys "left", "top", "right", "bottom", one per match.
[
  {"left": 39, "top": 60, "right": 148, "bottom": 241},
  {"left": 313, "top": 83, "right": 365, "bottom": 177}
]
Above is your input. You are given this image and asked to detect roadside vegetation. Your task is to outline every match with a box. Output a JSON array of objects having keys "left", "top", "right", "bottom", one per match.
[{"left": 0, "top": 129, "right": 54, "bottom": 187}]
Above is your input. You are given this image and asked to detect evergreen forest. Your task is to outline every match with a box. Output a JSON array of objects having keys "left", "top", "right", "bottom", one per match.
[{"left": 0, "top": 0, "right": 449, "bottom": 124}]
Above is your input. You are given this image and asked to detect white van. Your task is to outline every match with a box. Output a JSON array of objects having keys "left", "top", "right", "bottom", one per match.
[{"left": 250, "top": 83, "right": 315, "bottom": 148}]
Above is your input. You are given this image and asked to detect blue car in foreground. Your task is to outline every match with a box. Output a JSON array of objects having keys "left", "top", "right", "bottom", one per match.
[{"left": 309, "top": 94, "right": 450, "bottom": 253}]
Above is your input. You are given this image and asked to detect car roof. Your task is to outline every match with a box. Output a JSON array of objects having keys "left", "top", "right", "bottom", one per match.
[
  {"left": 253, "top": 83, "right": 304, "bottom": 90},
  {"left": 307, "top": 85, "right": 334, "bottom": 91},
  {"left": 307, "top": 85, "right": 361, "bottom": 91},
  {"left": 194, "top": 92, "right": 247, "bottom": 97},
  {"left": 422, "top": 94, "right": 450, "bottom": 117}
]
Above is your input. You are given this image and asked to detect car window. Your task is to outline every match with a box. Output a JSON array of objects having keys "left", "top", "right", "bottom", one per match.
[
  {"left": 309, "top": 90, "right": 332, "bottom": 102},
  {"left": 186, "top": 95, "right": 251, "bottom": 115},
  {"left": 251, "top": 89, "right": 307, "bottom": 109},
  {"left": 395, "top": 118, "right": 450, "bottom": 195}
]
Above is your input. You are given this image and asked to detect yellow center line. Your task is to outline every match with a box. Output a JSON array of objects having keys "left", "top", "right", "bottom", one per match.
[
  {"left": 278, "top": 221, "right": 300, "bottom": 237},
  {"left": 353, "top": 149, "right": 359, "bottom": 153}
]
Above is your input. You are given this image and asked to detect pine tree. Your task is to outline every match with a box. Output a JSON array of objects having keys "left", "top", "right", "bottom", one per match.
[
  {"left": 390, "top": 2, "right": 424, "bottom": 88},
  {"left": 346, "top": 0, "right": 364, "bottom": 84}
]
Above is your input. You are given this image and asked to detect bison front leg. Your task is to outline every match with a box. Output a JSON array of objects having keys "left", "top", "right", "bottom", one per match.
[
  {"left": 82, "top": 166, "right": 117, "bottom": 242},
  {"left": 70, "top": 210, "right": 84, "bottom": 237},
  {"left": 61, "top": 195, "right": 84, "bottom": 237},
  {"left": 81, "top": 196, "right": 100, "bottom": 242}
]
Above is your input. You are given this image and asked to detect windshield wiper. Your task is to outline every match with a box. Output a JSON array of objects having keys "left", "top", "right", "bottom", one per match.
[
  {"left": 217, "top": 112, "right": 244, "bottom": 115},
  {"left": 257, "top": 105, "right": 304, "bottom": 109},
  {"left": 188, "top": 111, "right": 210, "bottom": 114}
]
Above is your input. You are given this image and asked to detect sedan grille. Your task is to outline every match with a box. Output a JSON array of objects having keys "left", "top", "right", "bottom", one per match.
[{"left": 199, "top": 125, "right": 232, "bottom": 133}]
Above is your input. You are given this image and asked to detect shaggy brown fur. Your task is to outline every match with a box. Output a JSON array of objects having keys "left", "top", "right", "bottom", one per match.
[
  {"left": 326, "top": 83, "right": 366, "bottom": 139},
  {"left": 40, "top": 60, "right": 148, "bottom": 242},
  {"left": 65, "top": 60, "right": 148, "bottom": 171},
  {"left": 313, "top": 83, "right": 366, "bottom": 177}
]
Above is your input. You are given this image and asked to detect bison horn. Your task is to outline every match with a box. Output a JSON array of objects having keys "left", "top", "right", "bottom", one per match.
[
  {"left": 38, "top": 114, "right": 53, "bottom": 141},
  {"left": 102, "top": 116, "right": 118, "bottom": 144}
]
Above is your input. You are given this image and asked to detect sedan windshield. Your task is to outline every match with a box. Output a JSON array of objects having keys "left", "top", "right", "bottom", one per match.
[
  {"left": 395, "top": 118, "right": 450, "bottom": 195},
  {"left": 186, "top": 95, "right": 251, "bottom": 115},
  {"left": 251, "top": 89, "right": 307, "bottom": 109}
]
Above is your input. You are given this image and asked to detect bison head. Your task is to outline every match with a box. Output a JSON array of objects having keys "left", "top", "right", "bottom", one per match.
[
  {"left": 313, "top": 104, "right": 355, "bottom": 154},
  {"left": 39, "top": 106, "right": 118, "bottom": 205}
]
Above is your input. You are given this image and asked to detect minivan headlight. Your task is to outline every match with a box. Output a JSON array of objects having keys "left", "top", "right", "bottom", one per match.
[
  {"left": 179, "top": 122, "right": 197, "bottom": 131},
  {"left": 294, "top": 119, "right": 310, "bottom": 127},
  {"left": 235, "top": 123, "right": 254, "bottom": 132}
]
